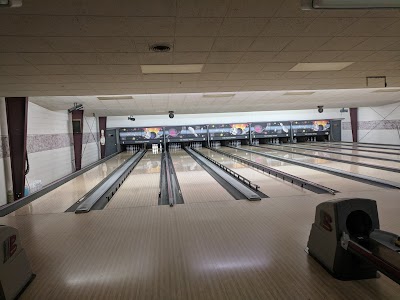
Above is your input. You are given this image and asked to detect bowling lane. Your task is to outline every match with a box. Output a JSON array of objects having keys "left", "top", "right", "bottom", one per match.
[
  {"left": 246, "top": 145, "right": 400, "bottom": 183},
  {"left": 313, "top": 142, "right": 400, "bottom": 155},
  {"left": 106, "top": 152, "right": 161, "bottom": 209},
  {"left": 12, "top": 152, "right": 133, "bottom": 216},
  {"left": 298, "top": 143, "right": 400, "bottom": 160},
  {"left": 197, "top": 148, "right": 313, "bottom": 197},
  {"left": 323, "top": 142, "right": 400, "bottom": 151},
  {"left": 222, "top": 146, "right": 384, "bottom": 193},
  {"left": 267, "top": 145, "right": 400, "bottom": 169},
  {"left": 170, "top": 151, "right": 235, "bottom": 203}
]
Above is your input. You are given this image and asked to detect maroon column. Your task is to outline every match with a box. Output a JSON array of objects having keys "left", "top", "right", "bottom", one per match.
[
  {"left": 99, "top": 116, "right": 107, "bottom": 159},
  {"left": 5, "top": 97, "right": 28, "bottom": 200},
  {"left": 350, "top": 107, "right": 358, "bottom": 142},
  {"left": 72, "top": 110, "right": 84, "bottom": 171}
]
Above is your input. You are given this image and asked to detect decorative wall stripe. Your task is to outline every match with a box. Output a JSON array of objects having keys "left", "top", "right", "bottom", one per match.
[
  {"left": 0, "top": 136, "right": 9, "bottom": 159},
  {"left": 0, "top": 133, "right": 99, "bottom": 158},
  {"left": 342, "top": 120, "right": 400, "bottom": 130}
]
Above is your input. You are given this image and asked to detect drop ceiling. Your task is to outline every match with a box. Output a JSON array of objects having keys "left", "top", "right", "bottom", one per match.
[
  {"left": 1, "top": 0, "right": 400, "bottom": 115},
  {"left": 29, "top": 88, "right": 400, "bottom": 116}
]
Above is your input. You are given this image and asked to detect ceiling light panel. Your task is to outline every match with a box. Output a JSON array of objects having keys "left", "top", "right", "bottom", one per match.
[
  {"left": 141, "top": 64, "right": 204, "bottom": 74},
  {"left": 283, "top": 92, "right": 316, "bottom": 96},
  {"left": 202, "top": 93, "right": 236, "bottom": 98},
  {"left": 289, "top": 62, "right": 354, "bottom": 72},
  {"left": 97, "top": 96, "right": 133, "bottom": 101},
  {"left": 372, "top": 89, "right": 400, "bottom": 93},
  {"left": 303, "top": 0, "right": 400, "bottom": 9}
]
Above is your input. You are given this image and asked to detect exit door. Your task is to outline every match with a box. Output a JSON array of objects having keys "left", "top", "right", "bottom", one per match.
[{"left": 105, "top": 129, "right": 118, "bottom": 157}]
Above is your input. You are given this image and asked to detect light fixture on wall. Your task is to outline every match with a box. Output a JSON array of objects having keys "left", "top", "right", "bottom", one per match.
[
  {"left": 302, "top": 0, "right": 400, "bottom": 10},
  {"left": 68, "top": 103, "right": 83, "bottom": 113},
  {"left": 128, "top": 116, "right": 135, "bottom": 121},
  {"left": 318, "top": 106, "right": 324, "bottom": 113},
  {"left": 169, "top": 111, "right": 175, "bottom": 119},
  {"left": 0, "top": 0, "right": 22, "bottom": 8}
]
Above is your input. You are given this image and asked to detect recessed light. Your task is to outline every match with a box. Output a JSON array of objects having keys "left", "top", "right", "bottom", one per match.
[
  {"left": 289, "top": 62, "right": 354, "bottom": 72},
  {"left": 283, "top": 91, "right": 315, "bottom": 96},
  {"left": 372, "top": 89, "right": 400, "bottom": 93},
  {"left": 202, "top": 93, "right": 235, "bottom": 98},
  {"left": 141, "top": 64, "right": 204, "bottom": 74},
  {"left": 97, "top": 96, "right": 133, "bottom": 101}
]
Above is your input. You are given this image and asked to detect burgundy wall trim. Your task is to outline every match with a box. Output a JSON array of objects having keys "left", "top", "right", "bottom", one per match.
[
  {"left": 349, "top": 108, "right": 358, "bottom": 142},
  {"left": 5, "top": 97, "right": 28, "bottom": 200},
  {"left": 99, "top": 117, "right": 107, "bottom": 159},
  {"left": 72, "top": 110, "right": 84, "bottom": 171}
]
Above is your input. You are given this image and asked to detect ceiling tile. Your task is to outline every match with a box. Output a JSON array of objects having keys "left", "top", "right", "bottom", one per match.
[
  {"left": 207, "top": 52, "right": 244, "bottom": 64},
  {"left": 212, "top": 37, "right": 254, "bottom": 52},
  {"left": 177, "top": 0, "right": 229, "bottom": 17},
  {"left": 352, "top": 37, "right": 399, "bottom": 51},
  {"left": 20, "top": 53, "right": 65, "bottom": 65},
  {"left": 338, "top": 18, "right": 397, "bottom": 36},
  {"left": 302, "top": 51, "right": 343, "bottom": 63},
  {"left": 227, "top": 0, "right": 282, "bottom": 17},
  {"left": 219, "top": 18, "right": 268, "bottom": 37},
  {"left": 175, "top": 18, "right": 222, "bottom": 36},
  {"left": 173, "top": 52, "right": 209, "bottom": 64},
  {"left": 239, "top": 52, "right": 277, "bottom": 63},
  {"left": 77, "top": 16, "right": 129, "bottom": 36},
  {"left": 124, "top": 17, "right": 175, "bottom": 36},
  {"left": 302, "top": 18, "right": 357, "bottom": 37},
  {"left": 202, "top": 64, "right": 235, "bottom": 73},
  {"left": 249, "top": 37, "right": 293, "bottom": 52},
  {"left": 46, "top": 37, "right": 135, "bottom": 52},
  {"left": 261, "top": 18, "right": 314, "bottom": 37},
  {"left": 274, "top": 51, "right": 311, "bottom": 63},
  {"left": 232, "top": 63, "right": 265, "bottom": 73},
  {"left": 318, "top": 37, "right": 367, "bottom": 51},
  {"left": 0, "top": 53, "right": 28, "bottom": 65},
  {"left": 284, "top": 37, "right": 331, "bottom": 51},
  {"left": 175, "top": 37, "right": 215, "bottom": 52}
]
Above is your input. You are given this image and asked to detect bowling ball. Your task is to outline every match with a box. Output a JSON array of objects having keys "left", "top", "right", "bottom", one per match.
[
  {"left": 236, "top": 128, "right": 243, "bottom": 135},
  {"left": 169, "top": 128, "right": 178, "bottom": 137},
  {"left": 254, "top": 125, "right": 263, "bottom": 133},
  {"left": 150, "top": 132, "right": 156, "bottom": 139}
]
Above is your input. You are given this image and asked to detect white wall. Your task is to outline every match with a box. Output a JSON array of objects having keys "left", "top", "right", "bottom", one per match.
[
  {"left": 0, "top": 100, "right": 102, "bottom": 205},
  {"left": 107, "top": 108, "right": 349, "bottom": 128},
  {"left": 81, "top": 115, "right": 100, "bottom": 168},
  {"left": 341, "top": 101, "right": 400, "bottom": 144},
  {"left": 358, "top": 102, "right": 400, "bottom": 144},
  {"left": 26, "top": 102, "right": 74, "bottom": 191}
]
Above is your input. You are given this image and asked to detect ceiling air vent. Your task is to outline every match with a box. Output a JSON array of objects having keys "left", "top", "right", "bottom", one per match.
[{"left": 150, "top": 44, "right": 171, "bottom": 53}]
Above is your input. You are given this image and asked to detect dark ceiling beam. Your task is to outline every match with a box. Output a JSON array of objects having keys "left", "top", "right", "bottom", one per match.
[
  {"left": 350, "top": 108, "right": 358, "bottom": 142},
  {"left": 72, "top": 110, "right": 84, "bottom": 171},
  {"left": 5, "top": 97, "right": 28, "bottom": 201}
]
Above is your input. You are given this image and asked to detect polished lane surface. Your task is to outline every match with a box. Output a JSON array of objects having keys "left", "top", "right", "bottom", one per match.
[
  {"left": 105, "top": 151, "right": 161, "bottom": 209},
  {"left": 223, "top": 146, "right": 384, "bottom": 193},
  {"left": 12, "top": 152, "right": 133, "bottom": 215},
  {"left": 197, "top": 148, "right": 313, "bottom": 197},
  {"left": 263, "top": 144, "right": 400, "bottom": 169},
  {"left": 242, "top": 145, "right": 400, "bottom": 183},
  {"left": 297, "top": 143, "right": 400, "bottom": 160},
  {"left": 321, "top": 142, "right": 400, "bottom": 150},
  {"left": 312, "top": 142, "right": 400, "bottom": 155},
  {"left": 170, "top": 150, "right": 235, "bottom": 203}
]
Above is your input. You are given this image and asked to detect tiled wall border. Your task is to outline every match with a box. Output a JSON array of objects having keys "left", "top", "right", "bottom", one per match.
[
  {"left": 0, "top": 133, "right": 98, "bottom": 158},
  {"left": 342, "top": 120, "right": 400, "bottom": 130}
]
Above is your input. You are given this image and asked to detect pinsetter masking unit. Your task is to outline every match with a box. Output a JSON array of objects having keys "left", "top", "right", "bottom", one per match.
[{"left": 307, "top": 198, "right": 400, "bottom": 284}]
